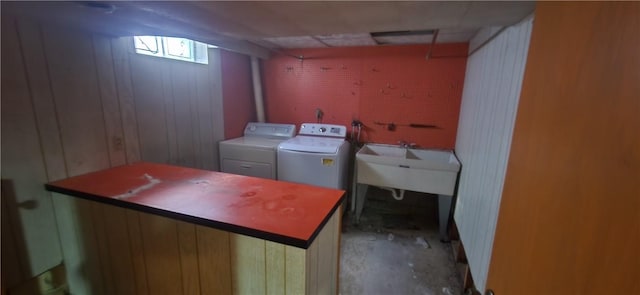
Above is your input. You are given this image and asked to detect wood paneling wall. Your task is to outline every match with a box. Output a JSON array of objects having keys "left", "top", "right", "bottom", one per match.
[
  {"left": 1, "top": 18, "right": 64, "bottom": 282},
  {"left": 1, "top": 17, "right": 227, "bottom": 290},
  {"left": 50, "top": 196, "right": 341, "bottom": 295},
  {"left": 453, "top": 16, "right": 533, "bottom": 291}
]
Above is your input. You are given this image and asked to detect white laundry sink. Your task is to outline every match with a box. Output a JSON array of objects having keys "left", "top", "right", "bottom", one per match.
[
  {"left": 356, "top": 144, "right": 460, "bottom": 195},
  {"left": 356, "top": 144, "right": 407, "bottom": 165},
  {"left": 354, "top": 144, "right": 461, "bottom": 240}
]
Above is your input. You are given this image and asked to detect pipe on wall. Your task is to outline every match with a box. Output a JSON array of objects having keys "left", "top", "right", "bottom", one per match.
[{"left": 251, "top": 56, "right": 266, "bottom": 123}]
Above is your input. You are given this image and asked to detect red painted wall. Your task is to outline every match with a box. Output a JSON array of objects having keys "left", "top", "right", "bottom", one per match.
[
  {"left": 221, "top": 50, "right": 256, "bottom": 139},
  {"left": 261, "top": 44, "right": 467, "bottom": 149}
]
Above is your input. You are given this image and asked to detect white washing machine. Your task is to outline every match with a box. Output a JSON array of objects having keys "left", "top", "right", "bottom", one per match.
[
  {"left": 219, "top": 122, "right": 296, "bottom": 179},
  {"left": 277, "top": 123, "right": 350, "bottom": 189}
]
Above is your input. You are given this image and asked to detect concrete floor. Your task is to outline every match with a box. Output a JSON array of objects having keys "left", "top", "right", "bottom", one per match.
[{"left": 339, "top": 187, "right": 462, "bottom": 295}]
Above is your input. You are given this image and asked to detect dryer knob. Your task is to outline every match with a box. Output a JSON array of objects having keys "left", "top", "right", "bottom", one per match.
[{"left": 319, "top": 127, "right": 327, "bottom": 133}]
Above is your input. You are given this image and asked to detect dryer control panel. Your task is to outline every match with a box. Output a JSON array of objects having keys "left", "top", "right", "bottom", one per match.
[
  {"left": 299, "top": 123, "right": 347, "bottom": 138},
  {"left": 244, "top": 122, "right": 296, "bottom": 139}
]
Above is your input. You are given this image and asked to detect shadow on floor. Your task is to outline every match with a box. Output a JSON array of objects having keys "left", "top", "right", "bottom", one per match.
[{"left": 340, "top": 187, "right": 462, "bottom": 295}]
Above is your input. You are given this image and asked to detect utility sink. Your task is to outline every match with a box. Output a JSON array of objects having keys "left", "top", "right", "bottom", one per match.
[
  {"left": 356, "top": 144, "right": 460, "bottom": 195},
  {"left": 356, "top": 144, "right": 407, "bottom": 165},
  {"left": 354, "top": 144, "right": 461, "bottom": 240}
]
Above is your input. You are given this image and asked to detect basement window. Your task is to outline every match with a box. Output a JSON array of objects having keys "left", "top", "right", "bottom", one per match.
[{"left": 134, "top": 36, "right": 209, "bottom": 64}]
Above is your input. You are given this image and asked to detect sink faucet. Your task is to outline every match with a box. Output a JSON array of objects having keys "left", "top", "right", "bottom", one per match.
[{"left": 398, "top": 140, "right": 417, "bottom": 148}]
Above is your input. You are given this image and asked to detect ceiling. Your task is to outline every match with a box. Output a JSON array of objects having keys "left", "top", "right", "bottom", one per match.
[{"left": 2, "top": 1, "right": 535, "bottom": 58}]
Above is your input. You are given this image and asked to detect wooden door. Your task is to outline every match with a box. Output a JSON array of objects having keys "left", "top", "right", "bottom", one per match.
[{"left": 486, "top": 2, "right": 639, "bottom": 294}]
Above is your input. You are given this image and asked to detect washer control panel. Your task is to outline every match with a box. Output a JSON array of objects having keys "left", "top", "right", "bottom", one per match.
[
  {"left": 299, "top": 123, "right": 347, "bottom": 138},
  {"left": 244, "top": 122, "right": 296, "bottom": 139}
]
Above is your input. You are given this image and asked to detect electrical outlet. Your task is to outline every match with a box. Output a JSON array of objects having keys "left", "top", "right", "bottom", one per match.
[{"left": 113, "top": 136, "right": 124, "bottom": 151}]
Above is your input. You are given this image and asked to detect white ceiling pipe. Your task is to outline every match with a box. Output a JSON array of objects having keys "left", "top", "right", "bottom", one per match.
[{"left": 251, "top": 56, "right": 266, "bottom": 123}]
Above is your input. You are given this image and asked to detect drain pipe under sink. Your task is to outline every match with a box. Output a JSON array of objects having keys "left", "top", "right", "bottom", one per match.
[
  {"left": 251, "top": 56, "right": 266, "bottom": 123},
  {"left": 378, "top": 186, "right": 406, "bottom": 201}
]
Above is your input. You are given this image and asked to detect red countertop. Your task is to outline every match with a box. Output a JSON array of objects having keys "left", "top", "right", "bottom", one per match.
[{"left": 45, "top": 162, "right": 345, "bottom": 248}]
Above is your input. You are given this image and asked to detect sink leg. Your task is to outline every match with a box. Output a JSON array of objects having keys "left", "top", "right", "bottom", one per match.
[
  {"left": 350, "top": 190, "right": 356, "bottom": 213},
  {"left": 355, "top": 184, "right": 368, "bottom": 224},
  {"left": 438, "top": 194, "right": 452, "bottom": 242},
  {"left": 351, "top": 167, "right": 358, "bottom": 213}
]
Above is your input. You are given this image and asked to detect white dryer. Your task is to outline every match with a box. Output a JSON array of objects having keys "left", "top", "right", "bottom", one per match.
[
  {"left": 277, "top": 123, "right": 350, "bottom": 189},
  {"left": 219, "top": 122, "right": 296, "bottom": 179}
]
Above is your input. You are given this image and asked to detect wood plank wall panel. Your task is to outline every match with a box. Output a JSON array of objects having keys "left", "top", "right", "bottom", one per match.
[
  {"left": 487, "top": 2, "right": 640, "bottom": 293},
  {"left": 171, "top": 62, "right": 197, "bottom": 167},
  {"left": 102, "top": 205, "right": 137, "bottom": 294},
  {"left": 453, "top": 16, "right": 533, "bottom": 291},
  {"left": 46, "top": 198, "right": 340, "bottom": 295},
  {"left": 332, "top": 208, "right": 341, "bottom": 292},
  {"left": 161, "top": 61, "right": 179, "bottom": 165},
  {"left": 0, "top": 18, "right": 63, "bottom": 279},
  {"left": 191, "top": 62, "right": 219, "bottom": 170},
  {"left": 187, "top": 67, "right": 203, "bottom": 168},
  {"left": 40, "top": 26, "right": 111, "bottom": 176},
  {"left": 285, "top": 245, "right": 308, "bottom": 294},
  {"left": 230, "top": 234, "right": 267, "bottom": 294},
  {"left": 89, "top": 202, "right": 115, "bottom": 294},
  {"left": 130, "top": 55, "right": 171, "bottom": 164},
  {"left": 92, "top": 35, "right": 127, "bottom": 167},
  {"left": 14, "top": 20, "right": 68, "bottom": 181},
  {"left": 129, "top": 50, "right": 222, "bottom": 168},
  {"left": 138, "top": 212, "right": 184, "bottom": 295},
  {"left": 110, "top": 37, "right": 142, "bottom": 164},
  {"left": 305, "top": 241, "right": 319, "bottom": 294},
  {"left": 125, "top": 210, "right": 149, "bottom": 295},
  {"left": 176, "top": 221, "right": 201, "bottom": 295},
  {"left": 208, "top": 49, "right": 226, "bottom": 171},
  {"left": 1, "top": 16, "right": 233, "bottom": 293},
  {"left": 194, "top": 63, "right": 217, "bottom": 171},
  {"left": 196, "top": 225, "right": 232, "bottom": 294},
  {"left": 317, "top": 208, "right": 340, "bottom": 294},
  {"left": 75, "top": 199, "right": 107, "bottom": 294},
  {"left": 265, "top": 241, "right": 286, "bottom": 295}
]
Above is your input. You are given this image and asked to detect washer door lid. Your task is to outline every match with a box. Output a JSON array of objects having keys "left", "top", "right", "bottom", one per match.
[{"left": 278, "top": 136, "right": 344, "bottom": 153}]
